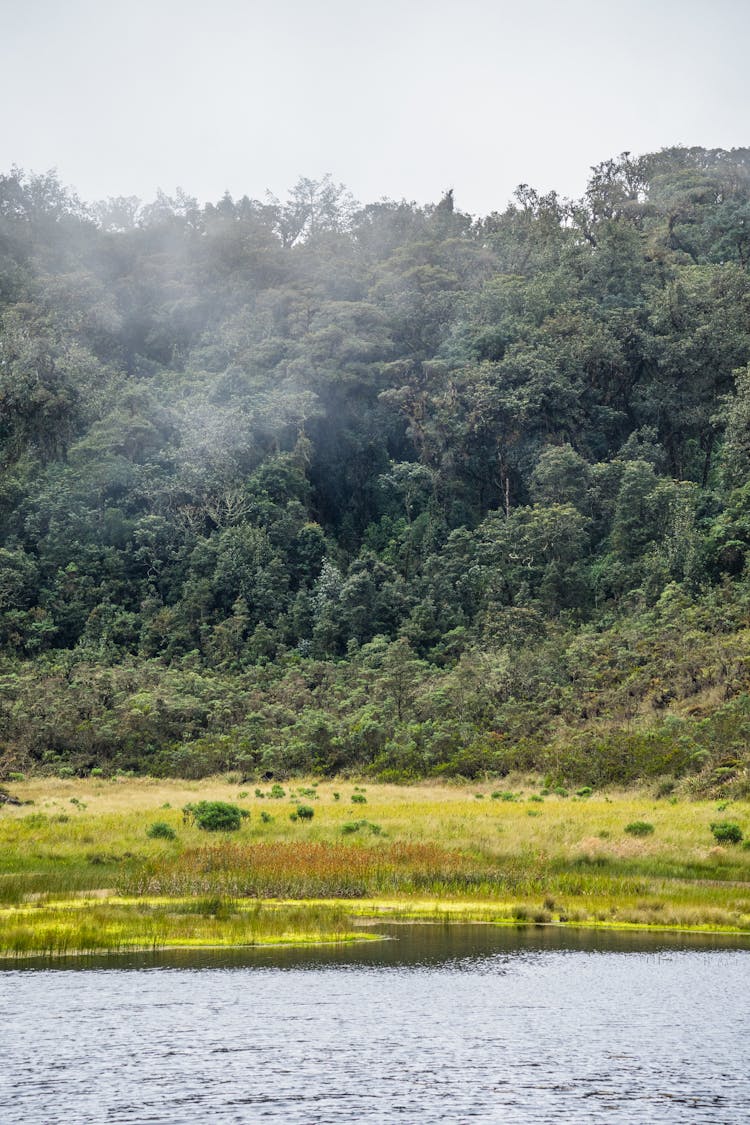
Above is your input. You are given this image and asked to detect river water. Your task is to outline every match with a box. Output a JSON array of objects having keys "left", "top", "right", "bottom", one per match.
[{"left": 1, "top": 925, "right": 749, "bottom": 1123}]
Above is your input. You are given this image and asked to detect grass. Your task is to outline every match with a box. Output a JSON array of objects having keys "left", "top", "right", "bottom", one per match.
[
  {"left": 0, "top": 898, "right": 363, "bottom": 958},
  {"left": 1, "top": 775, "right": 750, "bottom": 952}
]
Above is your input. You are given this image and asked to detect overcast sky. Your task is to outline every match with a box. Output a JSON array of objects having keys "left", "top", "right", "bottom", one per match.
[{"left": 2, "top": 0, "right": 748, "bottom": 217}]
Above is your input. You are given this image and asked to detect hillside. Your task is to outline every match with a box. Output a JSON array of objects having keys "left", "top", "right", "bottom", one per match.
[{"left": 2, "top": 148, "right": 750, "bottom": 789}]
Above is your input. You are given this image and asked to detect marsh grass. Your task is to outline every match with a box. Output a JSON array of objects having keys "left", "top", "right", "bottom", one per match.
[
  {"left": 2, "top": 777, "right": 750, "bottom": 937},
  {"left": 0, "top": 899, "right": 360, "bottom": 958}
]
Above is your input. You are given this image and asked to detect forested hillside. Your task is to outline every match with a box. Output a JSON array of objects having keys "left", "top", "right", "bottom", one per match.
[{"left": 2, "top": 148, "right": 750, "bottom": 787}]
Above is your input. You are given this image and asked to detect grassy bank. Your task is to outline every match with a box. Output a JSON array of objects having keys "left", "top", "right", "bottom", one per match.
[
  {"left": 0, "top": 898, "right": 362, "bottom": 958},
  {"left": 2, "top": 775, "right": 750, "bottom": 952}
]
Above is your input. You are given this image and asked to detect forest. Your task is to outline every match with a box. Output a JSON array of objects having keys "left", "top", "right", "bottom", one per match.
[{"left": 2, "top": 146, "right": 750, "bottom": 787}]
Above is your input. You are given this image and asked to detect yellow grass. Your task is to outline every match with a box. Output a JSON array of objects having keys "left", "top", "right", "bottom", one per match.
[{"left": 2, "top": 775, "right": 750, "bottom": 947}]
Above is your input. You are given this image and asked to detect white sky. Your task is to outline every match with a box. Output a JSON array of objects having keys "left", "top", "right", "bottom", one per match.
[{"left": 2, "top": 0, "right": 748, "bottom": 217}]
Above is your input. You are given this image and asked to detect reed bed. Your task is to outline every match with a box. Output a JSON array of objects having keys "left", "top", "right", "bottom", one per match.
[
  {"left": 120, "top": 840, "right": 511, "bottom": 898},
  {"left": 0, "top": 899, "right": 359, "bottom": 958}
]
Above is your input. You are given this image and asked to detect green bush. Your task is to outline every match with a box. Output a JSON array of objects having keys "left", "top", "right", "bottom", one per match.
[
  {"left": 146, "top": 821, "right": 176, "bottom": 840},
  {"left": 295, "top": 804, "right": 315, "bottom": 820},
  {"left": 184, "top": 801, "right": 246, "bottom": 832},
  {"left": 710, "top": 821, "right": 744, "bottom": 844},
  {"left": 351, "top": 793, "right": 367, "bottom": 805},
  {"left": 341, "top": 819, "right": 382, "bottom": 835},
  {"left": 624, "top": 820, "right": 655, "bottom": 837}
]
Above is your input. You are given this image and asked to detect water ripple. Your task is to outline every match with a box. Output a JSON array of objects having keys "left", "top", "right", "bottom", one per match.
[{"left": 1, "top": 927, "right": 749, "bottom": 1123}]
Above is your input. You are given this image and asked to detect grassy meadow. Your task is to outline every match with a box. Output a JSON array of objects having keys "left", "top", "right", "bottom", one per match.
[{"left": 2, "top": 775, "right": 750, "bottom": 955}]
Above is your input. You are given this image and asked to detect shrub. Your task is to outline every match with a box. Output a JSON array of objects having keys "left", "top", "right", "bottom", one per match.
[
  {"left": 260, "top": 810, "right": 273, "bottom": 823},
  {"left": 270, "top": 784, "right": 286, "bottom": 799},
  {"left": 341, "top": 819, "right": 383, "bottom": 835},
  {"left": 711, "top": 821, "right": 744, "bottom": 844},
  {"left": 624, "top": 821, "right": 655, "bottom": 837},
  {"left": 576, "top": 787, "right": 593, "bottom": 798},
  {"left": 184, "top": 801, "right": 246, "bottom": 832},
  {"left": 295, "top": 804, "right": 315, "bottom": 820},
  {"left": 351, "top": 793, "right": 367, "bottom": 805},
  {"left": 147, "top": 821, "right": 177, "bottom": 840},
  {"left": 8, "top": 772, "right": 25, "bottom": 782}
]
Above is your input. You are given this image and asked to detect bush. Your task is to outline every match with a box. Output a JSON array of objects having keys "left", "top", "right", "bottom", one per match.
[
  {"left": 341, "top": 819, "right": 382, "bottom": 835},
  {"left": 624, "top": 821, "right": 655, "bottom": 837},
  {"left": 146, "top": 821, "right": 176, "bottom": 840},
  {"left": 295, "top": 804, "right": 315, "bottom": 820},
  {"left": 351, "top": 793, "right": 367, "bottom": 805},
  {"left": 184, "top": 801, "right": 246, "bottom": 832},
  {"left": 710, "top": 821, "right": 744, "bottom": 844}
]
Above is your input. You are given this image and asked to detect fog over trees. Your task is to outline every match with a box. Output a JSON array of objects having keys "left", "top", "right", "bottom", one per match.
[{"left": 2, "top": 147, "right": 750, "bottom": 784}]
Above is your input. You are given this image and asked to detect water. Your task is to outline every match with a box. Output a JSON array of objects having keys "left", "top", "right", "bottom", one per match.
[{"left": 2, "top": 925, "right": 749, "bottom": 1123}]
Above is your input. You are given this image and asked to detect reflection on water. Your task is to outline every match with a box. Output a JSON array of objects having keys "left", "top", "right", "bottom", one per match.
[{"left": 1, "top": 925, "right": 749, "bottom": 1123}]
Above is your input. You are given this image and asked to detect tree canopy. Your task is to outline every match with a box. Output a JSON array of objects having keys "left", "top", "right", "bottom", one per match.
[{"left": 2, "top": 149, "right": 750, "bottom": 785}]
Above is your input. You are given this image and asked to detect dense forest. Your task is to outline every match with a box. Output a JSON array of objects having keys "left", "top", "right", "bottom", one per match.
[{"left": 2, "top": 147, "right": 750, "bottom": 788}]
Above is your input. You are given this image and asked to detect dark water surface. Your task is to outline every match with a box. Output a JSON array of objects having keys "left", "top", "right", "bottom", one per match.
[{"left": 2, "top": 925, "right": 749, "bottom": 1123}]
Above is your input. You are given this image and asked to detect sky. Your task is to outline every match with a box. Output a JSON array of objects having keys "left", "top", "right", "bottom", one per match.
[{"left": 2, "top": 0, "right": 749, "bottom": 218}]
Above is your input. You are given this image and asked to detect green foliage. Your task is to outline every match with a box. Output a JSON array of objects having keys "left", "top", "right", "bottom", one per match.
[
  {"left": 624, "top": 821, "right": 655, "bottom": 837},
  {"left": 2, "top": 151, "right": 750, "bottom": 785},
  {"left": 710, "top": 821, "right": 744, "bottom": 844},
  {"left": 146, "top": 821, "right": 177, "bottom": 840},
  {"left": 341, "top": 819, "right": 383, "bottom": 835},
  {"left": 183, "top": 801, "right": 246, "bottom": 832}
]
